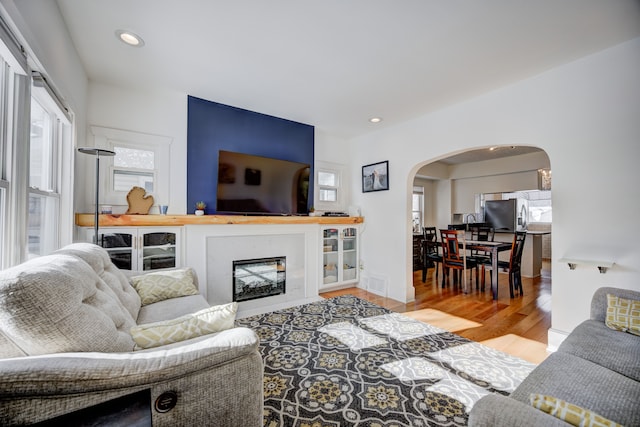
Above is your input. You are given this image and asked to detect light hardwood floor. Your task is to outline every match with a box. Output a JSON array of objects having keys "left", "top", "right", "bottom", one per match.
[{"left": 320, "top": 261, "right": 552, "bottom": 364}]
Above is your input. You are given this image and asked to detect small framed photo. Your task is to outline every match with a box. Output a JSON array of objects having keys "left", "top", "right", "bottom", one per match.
[{"left": 362, "top": 161, "right": 389, "bottom": 193}]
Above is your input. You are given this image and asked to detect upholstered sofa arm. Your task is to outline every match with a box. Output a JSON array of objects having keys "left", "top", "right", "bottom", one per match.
[
  {"left": 0, "top": 327, "right": 263, "bottom": 426},
  {"left": 469, "top": 394, "right": 568, "bottom": 427}
]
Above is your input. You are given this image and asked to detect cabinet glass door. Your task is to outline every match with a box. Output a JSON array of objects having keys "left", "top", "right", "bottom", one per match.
[
  {"left": 142, "top": 231, "right": 177, "bottom": 271},
  {"left": 342, "top": 227, "right": 357, "bottom": 281},
  {"left": 323, "top": 228, "right": 339, "bottom": 285},
  {"left": 98, "top": 232, "right": 134, "bottom": 270}
]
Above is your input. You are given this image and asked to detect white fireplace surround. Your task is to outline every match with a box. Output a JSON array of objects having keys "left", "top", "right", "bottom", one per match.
[{"left": 185, "top": 224, "right": 322, "bottom": 317}]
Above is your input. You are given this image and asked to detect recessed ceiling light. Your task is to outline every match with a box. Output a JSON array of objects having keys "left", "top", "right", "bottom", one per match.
[
  {"left": 115, "top": 30, "right": 145, "bottom": 47},
  {"left": 369, "top": 117, "right": 382, "bottom": 123}
]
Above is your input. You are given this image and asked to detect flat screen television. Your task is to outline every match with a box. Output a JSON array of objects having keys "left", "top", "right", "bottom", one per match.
[{"left": 216, "top": 150, "right": 311, "bottom": 215}]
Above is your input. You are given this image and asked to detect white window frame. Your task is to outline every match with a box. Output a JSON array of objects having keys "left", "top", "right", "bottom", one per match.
[
  {"left": 314, "top": 161, "right": 347, "bottom": 212},
  {"left": 91, "top": 126, "right": 172, "bottom": 208},
  {"left": 28, "top": 72, "right": 73, "bottom": 258},
  {"left": 0, "top": 57, "right": 10, "bottom": 266},
  {"left": 412, "top": 186, "right": 424, "bottom": 234}
]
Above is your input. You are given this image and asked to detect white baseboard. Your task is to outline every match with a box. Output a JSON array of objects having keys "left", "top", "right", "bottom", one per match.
[{"left": 547, "top": 328, "right": 569, "bottom": 352}]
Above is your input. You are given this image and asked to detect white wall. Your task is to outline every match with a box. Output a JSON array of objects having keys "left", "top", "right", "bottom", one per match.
[
  {"left": 83, "top": 83, "right": 188, "bottom": 214},
  {"left": 350, "top": 37, "right": 640, "bottom": 338}
]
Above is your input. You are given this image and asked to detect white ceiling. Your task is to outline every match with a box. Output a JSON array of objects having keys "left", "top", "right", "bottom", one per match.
[{"left": 56, "top": 0, "right": 640, "bottom": 140}]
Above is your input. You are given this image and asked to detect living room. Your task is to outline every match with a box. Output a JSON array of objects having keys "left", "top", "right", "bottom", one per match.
[{"left": 0, "top": 1, "right": 639, "bottom": 426}]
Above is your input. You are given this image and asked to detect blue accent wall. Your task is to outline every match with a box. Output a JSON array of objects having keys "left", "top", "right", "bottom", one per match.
[{"left": 187, "top": 96, "right": 314, "bottom": 214}]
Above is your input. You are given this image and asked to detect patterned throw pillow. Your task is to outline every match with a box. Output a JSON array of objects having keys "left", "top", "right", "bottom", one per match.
[
  {"left": 130, "top": 268, "right": 199, "bottom": 305},
  {"left": 529, "top": 394, "right": 622, "bottom": 427},
  {"left": 130, "top": 302, "right": 238, "bottom": 350},
  {"left": 605, "top": 294, "right": 640, "bottom": 336}
]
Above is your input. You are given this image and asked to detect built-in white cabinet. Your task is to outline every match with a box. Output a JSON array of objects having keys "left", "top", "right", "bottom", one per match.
[
  {"left": 84, "top": 227, "right": 181, "bottom": 271},
  {"left": 321, "top": 226, "right": 359, "bottom": 289}
]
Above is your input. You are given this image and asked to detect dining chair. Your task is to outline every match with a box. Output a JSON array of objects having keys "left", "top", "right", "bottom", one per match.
[
  {"left": 421, "top": 226, "right": 441, "bottom": 282},
  {"left": 482, "top": 231, "right": 527, "bottom": 298},
  {"left": 439, "top": 229, "right": 479, "bottom": 290},
  {"left": 470, "top": 225, "right": 495, "bottom": 289}
]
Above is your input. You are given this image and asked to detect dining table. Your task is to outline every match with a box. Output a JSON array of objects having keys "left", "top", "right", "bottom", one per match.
[{"left": 462, "top": 240, "right": 513, "bottom": 300}]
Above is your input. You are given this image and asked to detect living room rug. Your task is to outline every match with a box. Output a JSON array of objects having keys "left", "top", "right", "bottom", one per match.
[{"left": 235, "top": 295, "right": 535, "bottom": 426}]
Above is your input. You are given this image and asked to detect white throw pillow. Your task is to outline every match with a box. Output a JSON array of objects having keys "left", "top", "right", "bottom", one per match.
[
  {"left": 130, "top": 302, "right": 238, "bottom": 349},
  {"left": 130, "top": 268, "right": 199, "bottom": 305}
]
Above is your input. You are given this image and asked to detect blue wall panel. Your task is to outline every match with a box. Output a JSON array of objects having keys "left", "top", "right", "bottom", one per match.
[{"left": 187, "top": 96, "right": 314, "bottom": 214}]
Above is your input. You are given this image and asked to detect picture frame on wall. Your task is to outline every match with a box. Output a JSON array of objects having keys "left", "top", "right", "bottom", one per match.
[{"left": 362, "top": 161, "right": 389, "bottom": 193}]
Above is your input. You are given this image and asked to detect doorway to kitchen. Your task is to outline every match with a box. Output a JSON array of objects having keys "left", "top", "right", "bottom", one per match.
[{"left": 410, "top": 145, "right": 552, "bottom": 302}]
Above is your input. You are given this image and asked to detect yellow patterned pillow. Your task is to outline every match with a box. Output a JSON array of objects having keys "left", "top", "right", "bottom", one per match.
[
  {"left": 530, "top": 394, "right": 622, "bottom": 427},
  {"left": 130, "top": 302, "right": 237, "bottom": 350},
  {"left": 605, "top": 294, "right": 640, "bottom": 336},
  {"left": 130, "top": 269, "right": 199, "bottom": 305}
]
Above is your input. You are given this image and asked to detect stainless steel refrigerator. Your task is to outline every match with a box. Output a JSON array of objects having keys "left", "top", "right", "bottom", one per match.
[{"left": 483, "top": 199, "right": 528, "bottom": 232}]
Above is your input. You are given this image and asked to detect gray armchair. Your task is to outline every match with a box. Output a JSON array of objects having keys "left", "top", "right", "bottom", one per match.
[{"left": 0, "top": 243, "right": 263, "bottom": 426}]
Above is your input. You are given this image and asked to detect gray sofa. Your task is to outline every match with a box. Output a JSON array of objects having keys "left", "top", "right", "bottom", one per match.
[
  {"left": 469, "top": 286, "right": 640, "bottom": 426},
  {"left": 0, "top": 243, "right": 263, "bottom": 426}
]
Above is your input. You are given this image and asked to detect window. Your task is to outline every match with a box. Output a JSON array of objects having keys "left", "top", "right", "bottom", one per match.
[
  {"left": 501, "top": 190, "right": 552, "bottom": 223},
  {"left": 412, "top": 187, "right": 424, "bottom": 233},
  {"left": 113, "top": 146, "right": 155, "bottom": 192},
  {"left": 318, "top": 170, "right": 338, "bottom": 202},
  {"left": 1, "top": 17, "right": 74, "bottom": 266},
  {"left": 91, "top": 126, "right": 172, "bottom": 207},
  {"left": 28, "top": 80, "right": 71, "bottom": 258},
  {"left": 0, "top": 57, "right": 9, "bottom": 265},
  {"left": 314, "top": 161, "right": 347, "bottom": 212}
]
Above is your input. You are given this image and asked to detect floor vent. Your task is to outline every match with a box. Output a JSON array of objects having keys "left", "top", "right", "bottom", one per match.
[{"left": 366, "top": 274, "right": 388, "bottom": 296}]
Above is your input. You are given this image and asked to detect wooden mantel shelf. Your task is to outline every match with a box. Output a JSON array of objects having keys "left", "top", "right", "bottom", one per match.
[{"left": 75, "top": 213, "right": 364, "bottom": 227}]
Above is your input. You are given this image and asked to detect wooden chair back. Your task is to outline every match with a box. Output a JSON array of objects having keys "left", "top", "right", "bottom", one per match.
[
  {"left": 510, "top": 231, "right": 527, "bottom": 270},
  {"left": 470, "top": 226, "right": 494, "bottom": 242},
  {"left": 422, "top": 226, "right": 438, "bottom": 255},
  {"left": 440, "top": 229, "right": 466, "bottom": 265}
]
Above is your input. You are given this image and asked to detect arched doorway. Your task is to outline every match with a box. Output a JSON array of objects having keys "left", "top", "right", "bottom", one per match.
[{"left": 410, "top": 145, "right": 552, "bottom": 296}]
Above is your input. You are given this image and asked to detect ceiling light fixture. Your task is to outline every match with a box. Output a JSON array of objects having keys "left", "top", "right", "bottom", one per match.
[
  {"left": 115, "top": 30, "right": 145, "bottom": 47},
  {"left": 369, "top": 117, "right": 382, "bottom": 123}
]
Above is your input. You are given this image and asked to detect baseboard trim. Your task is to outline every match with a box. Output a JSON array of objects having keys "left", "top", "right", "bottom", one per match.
[{"left": 547, "top": 328, "right": 569, "bottom": 352}]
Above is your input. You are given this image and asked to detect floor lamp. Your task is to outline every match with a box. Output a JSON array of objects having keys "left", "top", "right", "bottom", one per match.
[{"left": 78, "top": 148, "right": 115, "bottom": 245}]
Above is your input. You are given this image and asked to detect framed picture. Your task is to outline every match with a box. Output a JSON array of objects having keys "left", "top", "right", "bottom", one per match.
[{"left": 362, "top": 161, "right": 389, "bottom": 193}]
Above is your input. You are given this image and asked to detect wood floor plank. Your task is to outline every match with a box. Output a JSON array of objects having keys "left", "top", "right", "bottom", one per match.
[{"left": 320, "top": 261, "right": 552, "bottom": 363}]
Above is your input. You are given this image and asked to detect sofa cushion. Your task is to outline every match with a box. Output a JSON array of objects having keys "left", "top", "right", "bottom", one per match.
[
  {"left": 130, "top": 268, "right": 199, "bottom": 306},
  {"left": 137, "top": 294, "right": 210, "bottom": 325},
  {"left": 0, "top": 254, "right": 137, "bottom": 357},
  {"left": 558, "top": 319, "right": 640, "bottom": 381},
  {"left": 130, "top": 302, "right": 237, "bottom": 349},
  {"left": 529, "top": 394, "right": 622, "bottom": 427},
  {"left": 54, "top": 243, "right": 141, "bottom": 320},
  {"left": 605, "top": 294, "right": 640, "bottom": 336},
  {"left": 510, "top": 352, "right": 640, "bottom": 427}
]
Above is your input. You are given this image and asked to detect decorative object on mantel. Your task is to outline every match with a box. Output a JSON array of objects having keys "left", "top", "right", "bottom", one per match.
[
  {"left": 125, "top": 186, "right": 154, "bottom": 214},
  {"left": 77, "top": 147, "right": 116, "bottom": 243},
  {"left": 195, "top": 201, "right": 206, "bottom": 216},
  {"left": 559, "top": 257, "right": 614, "bottom": 274}
]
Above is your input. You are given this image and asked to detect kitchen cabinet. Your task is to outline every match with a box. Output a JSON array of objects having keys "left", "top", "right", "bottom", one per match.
[
  {"left": 83, "top": 227, "right": 181, "bottom": 271},
  {"left": 321, "top": 226, "right": 359, "bottom": 289}
]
